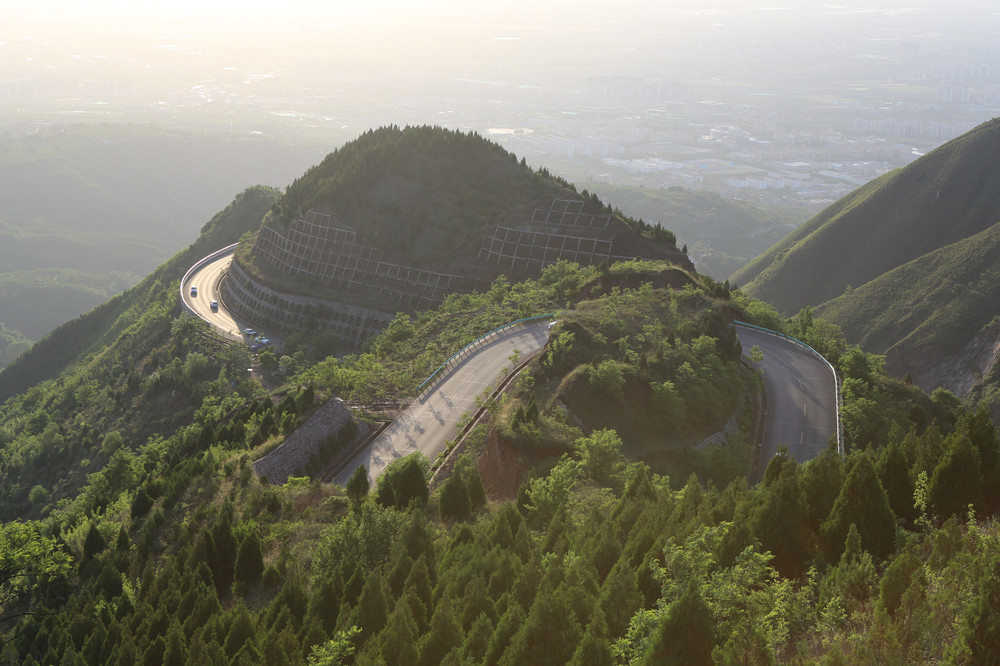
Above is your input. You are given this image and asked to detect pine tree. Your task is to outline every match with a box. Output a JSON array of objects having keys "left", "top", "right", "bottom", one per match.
[
  {"left": 640, "top": 580, "right": 716, "bottom": 665},
  {"left": 439, "top": 473, "right": 472, "bottom": 522},
  {"left": 957, "top": 553, "right": 1000, "bottom": 663},
  {"left": 502, "top": 581, "right": 582, "bottom": 665},
  {"left": 354, "top": 575, "right": 388, "bottom": 641},
  {"left": 162, "top": 620, "right": 188, "bottom": 666},
  {"left": 599, "top": 561, "right": 642, "bottom": 637},
  {"left": 417, "top": 599, "right": 463, "bottom": 666},
  {"left": 820, "top": 452, "right": 897, "bottom": 562},
  {"left": 223, "top": 603, "right": 259, "bottom": 660},
  {"left": 83, "top": 523, "right": 106, "bottom": 558},
  {"left": 234, "top": 533, "right": 264, "bottom": 586},
  {"left": 379, "top": 602, "right": 419, "bottom": 665},
  {"left": 929, "top": 432, "right": 983, "bottom": 518},
  {"left": 570, "top": 611, "right": 614, "bottom": 666},
  {"left": 346, "top": 464, "right": 370, "bottom": 509}
]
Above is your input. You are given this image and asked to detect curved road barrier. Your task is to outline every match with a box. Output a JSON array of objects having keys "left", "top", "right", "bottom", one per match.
[
  {"left": 416, "top": 313, "right": 557, "bottom": 396},
  {"left": 734, "top": 321, "right": 841, "bottom": 479},
  {"left": 336, "top": 318, "right": 553, "bottom": 488}
]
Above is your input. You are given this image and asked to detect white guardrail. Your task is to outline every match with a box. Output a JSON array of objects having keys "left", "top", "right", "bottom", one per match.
[
  {"left": 179, "top": 243, "right": 240, "bottom": 339},
  {"left": 734, "top": 320, "right": 844, "bottom": 456},
  {"left": 416, "top": 313, "right": 557, "bottom": 398}
]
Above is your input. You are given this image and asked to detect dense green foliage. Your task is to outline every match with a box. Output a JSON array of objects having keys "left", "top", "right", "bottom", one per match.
[
  {"left": 5, "top": 149, "right": 1000, "bottom": 664},
  {"left": 733, "top": 117, "right": 1000, "bottom": 314},
  {"left": 262, "top": 125, "right": 679, "bottom": 273}
]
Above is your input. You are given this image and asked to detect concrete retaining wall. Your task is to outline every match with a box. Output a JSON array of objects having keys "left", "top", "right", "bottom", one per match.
[{"left": 221, "top": 260, "right": 395, "bottom": 347}]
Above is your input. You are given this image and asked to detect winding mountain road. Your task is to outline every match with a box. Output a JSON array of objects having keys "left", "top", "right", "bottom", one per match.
[
  {"left": 334, "top": 320, "right": 552, "bottom": 488},
  {"left": 735, "top": 323, "right": 839, "bottom": 480},
  {"left": 180, "top": 246, "right": 278, "bottom": 344},
  {"left": 182, "top": 249, "right": 837, "bottom": 488}
]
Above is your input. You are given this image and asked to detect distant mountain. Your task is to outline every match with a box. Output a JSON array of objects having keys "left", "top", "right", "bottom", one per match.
[
  {"left": 731, "top": 117, "right": 1000, "bottom": 315},
  {"left": 0, "top": 186, "right": 279, "bottom": 404},
  {"left": 578, "top": 182, "right": 808, "bottom": 280},
  {"left": 0, "top": 124, "right": 321, "bottom": 364},
  {"left": 730, "top": 117, "right": 1000, "bottom": 411}
]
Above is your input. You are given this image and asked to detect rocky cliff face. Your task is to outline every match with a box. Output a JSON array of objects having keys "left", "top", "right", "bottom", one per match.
[{"left": 887, "top": 320, "right": 1000, "bottom": 400}]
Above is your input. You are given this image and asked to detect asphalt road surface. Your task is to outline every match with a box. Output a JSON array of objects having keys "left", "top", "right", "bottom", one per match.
[
  {"left": 334, "top": 319, "right": 552, "bottom": 488},
  {"left": 736, "top": 325, "right": 839, "bottom": 480},
  {"left": 181, "top": 248, "right": 258, "bottom": 342}
]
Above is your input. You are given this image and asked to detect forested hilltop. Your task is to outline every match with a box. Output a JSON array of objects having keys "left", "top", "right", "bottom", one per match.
[{"left": 2, "top": 182, "right": 1000, "bottom": 663}]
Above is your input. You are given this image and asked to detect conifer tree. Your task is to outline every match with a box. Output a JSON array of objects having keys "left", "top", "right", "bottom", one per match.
[
  {"left": 417, "top": 599, "right": 463, "bottom": 666},
  {"left": 346, "top": 464, "right": 369, "bottom": 510},
  {"left": 820, "top": 452, "right": 896, "bottom": 562},
  {"left": 83, "top": 523, "right": 106, "bottom": 559},
  {"left": 640, "top": 580, "right": 716, "bottom": 665},
  {"left": 956, "top": 553, "right": 1000, "bottom": 663},
  {"left": 234, "top": 533, "right": 264, "bottom": 586},
  {"left": 378, "top": 601, "right": 420, "bottom": 665},
  {"left": 354, "top": 575, "right": 388, "bottom": 641},
  {"left": 223, "top": 603, "right": 259, "bottom": 660}
]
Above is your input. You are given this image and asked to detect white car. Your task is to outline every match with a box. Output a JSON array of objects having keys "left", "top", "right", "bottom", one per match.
[
  {"left": 210, "top": 300, "right": 219, "bottom": 311},
  {"left": 190, "top": 286, "right": 198, "bottom": 296}
]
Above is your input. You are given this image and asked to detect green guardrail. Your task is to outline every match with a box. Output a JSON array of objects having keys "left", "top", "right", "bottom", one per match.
[{"left": 416, "top": 313, "right": 558, "bottom": 395}]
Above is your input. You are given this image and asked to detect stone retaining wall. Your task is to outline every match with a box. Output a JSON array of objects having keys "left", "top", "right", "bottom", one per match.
[
  {"left": 253, "top": 398, "right": 368, "bottom": 484},
  {"left": 221, "top": 260, "right": 394, "bottom": 347}
]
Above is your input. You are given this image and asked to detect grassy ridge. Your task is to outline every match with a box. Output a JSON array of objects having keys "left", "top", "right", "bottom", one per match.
[
  {"left": 816, "top": 220, "right": 1000, "bottom": 358},
  {"left": 732, "top": 117, "right": 1000, "bottom": 314}
]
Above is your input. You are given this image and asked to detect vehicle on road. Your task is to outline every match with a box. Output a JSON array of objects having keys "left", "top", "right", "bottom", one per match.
[
  {"left": 243, "top": 328, "right": 257, "bottom": 337},
  {"left": 190, "top": 286, "right": 198, "bottom": 296},
  {"left": 210, "top": 300, "right": 218, "bottom": 311}
]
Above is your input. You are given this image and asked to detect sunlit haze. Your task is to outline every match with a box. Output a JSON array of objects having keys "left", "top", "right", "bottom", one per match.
[{"left": 3, "top": 0, "right": 1000, "bottom": 209}]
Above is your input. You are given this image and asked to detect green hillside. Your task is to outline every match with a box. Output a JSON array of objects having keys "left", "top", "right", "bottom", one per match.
[
  {"left": 265, "top": 126, "right": 681, "bottom": 272},
  {"left": 816, "top": 220, "right": 1000, "bottom": 359},
  {"left": 0, "top": 182, "right": 994, "bottom": 662},
  {"left": 732, "top": 117, "right": 1000, "bottom": 315},
  {"left": 0, "top": 124, "right": 321, "bottom": 354},
  {"left": 4, "top": 125, "right": 1000, "bottom": 664},
  {"left": 0, "top": 186, "right": 280, "bottom": 404}
]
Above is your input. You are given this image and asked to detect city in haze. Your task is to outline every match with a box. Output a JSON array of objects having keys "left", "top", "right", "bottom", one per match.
[{"left": 4, "top": 0, "right": 1000, "bottom": 210}]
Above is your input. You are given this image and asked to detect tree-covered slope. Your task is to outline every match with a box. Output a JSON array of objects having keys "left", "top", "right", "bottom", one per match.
[
  {"left": 0, "top": 228, "right": 996, "bottom": 663},
  {"left": 264, "top": 125, "right": 682, "bottom": 271},
  {"left": 4, "top": 132, "right": 1000, "bottom": 664},
  {"left": 732, "top": 117, "right": 1000, "bottom": 315}
]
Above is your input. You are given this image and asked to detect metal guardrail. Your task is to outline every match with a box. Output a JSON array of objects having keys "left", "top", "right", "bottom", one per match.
[
  {"left": 415, "top": 313, "right": 558, "bottom": 396},
  {"left": 734, "top": 320, "right": 844, "bottom": 456}
]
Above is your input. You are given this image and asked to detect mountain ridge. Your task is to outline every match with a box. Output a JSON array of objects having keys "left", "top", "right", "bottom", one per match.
[{"left": 731, "top": 117, "right": 1000, "bottom": 315}]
